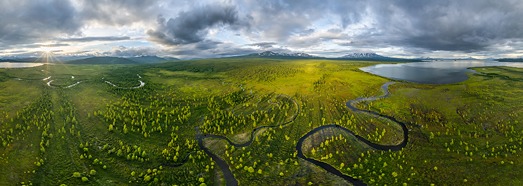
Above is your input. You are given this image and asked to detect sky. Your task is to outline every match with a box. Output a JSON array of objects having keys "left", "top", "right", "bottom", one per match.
[{"left": 1, "top": 0, "right": 523, "bottom": 59}]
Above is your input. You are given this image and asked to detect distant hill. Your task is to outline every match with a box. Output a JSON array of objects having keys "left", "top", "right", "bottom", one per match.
[
  {"left": 497, "top": 58, "right": 523, "bottom": 62},
  {"left": 241, "top": 51, "right": 323, "bottom": 59},
  {"left": 66, "top": 56, "right": 178, "bottom": 65},
  {"left": 126, "top": 56, "right": 179, "bottom": 64},
  {"left": 0, "top": 57, "right": 41, "bottom": 62},
  {"left": 67, "top": 57, "right": 139, "bottom": 64},
  {"left": 236, "top": 51, "right": 419, "bottom": 62},
  {"left": 0, "top": 59, "right": 20, "bottom": 62},
  {"left": 338, "top": 53, "right": 419, "bottom": 62}
]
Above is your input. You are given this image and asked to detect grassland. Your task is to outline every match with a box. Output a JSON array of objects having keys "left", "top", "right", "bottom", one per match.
[{"left": 0, "top": 59, "right": 521, "bottom": 185}]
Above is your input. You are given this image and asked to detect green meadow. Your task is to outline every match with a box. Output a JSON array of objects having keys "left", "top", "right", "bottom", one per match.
[{"left": 0, "top": 59, "right": 522, "bottom": 185}]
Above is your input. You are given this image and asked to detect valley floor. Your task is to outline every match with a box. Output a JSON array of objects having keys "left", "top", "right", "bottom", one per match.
[{"left": 0, "top": 59, "right": 522, "bottom": 185}]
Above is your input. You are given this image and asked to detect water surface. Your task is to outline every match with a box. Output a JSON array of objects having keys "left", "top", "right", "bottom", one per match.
[
  {"left": 361, "top": 60, "right": 523, "bottom": 84},
  {"left": 0, "top": 62, "right": 44, "bottom": 68}
]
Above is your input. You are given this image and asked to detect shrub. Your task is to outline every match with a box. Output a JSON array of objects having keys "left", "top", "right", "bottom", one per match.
[{"left": 72, "top": 172, "right": 81, "bottom": 178}]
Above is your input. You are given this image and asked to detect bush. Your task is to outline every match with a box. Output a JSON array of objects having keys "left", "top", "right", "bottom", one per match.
[
  {"left": 144, "top": 175, "right": 151, "bottom": 182},
  {"left": 72, "top": 172, "right": 81, "bottom": 178}
]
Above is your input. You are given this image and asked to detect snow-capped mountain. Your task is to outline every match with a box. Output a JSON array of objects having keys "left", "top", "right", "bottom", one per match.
[
  {"left": 246, "top": 51, "right": 320, "bottom": 58},
  {"left": 339, "top": 53, "right": 386, "bottom": 59},
  {"left": 238, "top": 51, "right": 419, "bottom": 61},
  {"left": 337, "top": 53, "right": 420, "bottom": 62}
]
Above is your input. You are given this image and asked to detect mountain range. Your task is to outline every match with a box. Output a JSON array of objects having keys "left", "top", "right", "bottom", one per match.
[
  {"left": 5, "top": 51, "right": 517, "bottom": 63},
  {"left": 0, "top": 56, "right": 179, "bottom": 64},
  {"left": 241, "top": 51, "right": 420, "bottom": 62},
  {"left": 497, "top": 58, "right": 523, "bottom": 62},
  {"left": 243, "top": 51, "right": 322, "bottom": 59}
]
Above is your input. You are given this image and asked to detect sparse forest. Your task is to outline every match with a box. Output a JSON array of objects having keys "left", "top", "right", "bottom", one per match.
[{"left": 0, "top": 59, "right": 522, "bottom": 185}]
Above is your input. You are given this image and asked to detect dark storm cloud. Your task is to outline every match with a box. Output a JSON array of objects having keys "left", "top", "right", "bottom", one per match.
[
  {"left": 0, "top": 0, "right": 159, "bottom": 47},
  {"left": 0, "top": 0, "right": 80, "bottom": 45},
  {"left": 59, "top": 36, "right": 131, "bottom": 42},
  {"left": 2, "top": 0, "right": 523, "bottom": 58},
  {"left": 367, "top": 0, "right": 523, "bottom": 52},
  {"left": 235, "top": 0, "right": 523, "bottom": 55},
  {"left": 147, "top": 4, "right": 243, "bottom": 45}
]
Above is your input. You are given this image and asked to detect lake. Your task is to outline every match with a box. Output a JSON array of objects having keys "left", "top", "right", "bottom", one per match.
[
  {"left": 361, "top": 60, "right": 523, "bottom": 84},
  {"left": 0, "top": 62, "right": 45, "bottom": 68}
]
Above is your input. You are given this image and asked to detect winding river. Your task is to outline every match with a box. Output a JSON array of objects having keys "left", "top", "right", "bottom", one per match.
[
  {"left": 104, "top": 74, "right": 145, "bottom": 89},
  {"left": 195, "top": 82, "right": 408, "bottom": 186},
  {"left": 21, "top": 72, "right": 404, "bottom": 185},
  {"left": 196, "top": 95, "right": 299, "bottom": 186},
  {"left": 104, "top": 80, "right": 145, "bottom": 89},
  {"left": 39, "top": 74, "right": 146, "bottom": 89},
  {"left": 296, "top": 82, "right": 408, "bottom": 186}
]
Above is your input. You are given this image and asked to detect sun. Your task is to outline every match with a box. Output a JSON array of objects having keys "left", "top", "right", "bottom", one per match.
[{"left": 39, "top": 48, "right": 56, "bottom": 63}]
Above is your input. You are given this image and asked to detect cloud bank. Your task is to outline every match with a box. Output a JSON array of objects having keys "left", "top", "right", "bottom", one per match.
[{"left": 1, "top": 0, "right": 523, "bottom": 58}]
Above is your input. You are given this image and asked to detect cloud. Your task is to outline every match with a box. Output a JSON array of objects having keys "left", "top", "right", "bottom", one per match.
[
  {"left": 235, "top": 0, "right": 367, "bottom": 40},
  {"left": 247, "top": 42, "right": 277, "bottom": 48},
  {"left": 231, "top": 0, "right": 523, "bottom": 56},
  {"left": 287, "top": 28, "right": 348, "bottom": 48},
  {"left": 367, "top": 0, "right": 523, "bottom": 52},
  {"left": 59, "top": 36, "right": 131, "bottom": 42},
  {"left": 105, "top": 46, "right": 161, "bottom": 57},
  {"left": 165, "top": 42, "right": 257, "bottom": 59},
  {"left": 147, "top": 4, "right": 244, "bottom": 45},
  {"left": 0, "top": 0, "right": 159, "bottom": 46},
  {"left": 2, "top": 0, "right": 523, "bottom": 58},
  {"left": 24, "top": 43, "right": 71, "bottom": 48},
  {"left": 0, "top": 0, "right": 81, "bottom": 45},
  {"left": 77, "top": 0, "right": 162, "bottom": 26}
]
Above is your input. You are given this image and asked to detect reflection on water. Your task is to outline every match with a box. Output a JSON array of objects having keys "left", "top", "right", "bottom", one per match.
[
  {"left": 0, "top": 62, "right": 45, "bottom": 68},
  {"left": 361, "top": 60, "right": 523, "bottom": 84}
]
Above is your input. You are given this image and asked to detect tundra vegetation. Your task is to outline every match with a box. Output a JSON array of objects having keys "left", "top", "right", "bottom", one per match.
[{"left": 0, "top": 58, "right": 521, "bottom": 185}]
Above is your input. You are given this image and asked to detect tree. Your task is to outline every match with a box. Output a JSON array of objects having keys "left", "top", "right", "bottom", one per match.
[
  {"left": 144, "top": 175, "right": 151, "bottom": 182},
  {"left": 73, "top": 172, "right": 81, "bottom": 178},
  {"left": 90, "top": 169, "right": 97, "bottom": 175},
  {"left": 392, "top": 172, "right": 398, "bottom": 177},
  {"left": 81, "top": 177, "right": 89, "bottom": 182}
]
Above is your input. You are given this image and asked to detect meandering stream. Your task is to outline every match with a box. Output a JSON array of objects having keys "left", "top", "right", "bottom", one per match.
[
  {"left": 41, "top": 74, "right": 146, "bottom": 89},
  {"left": 104, "top": 80, "right": 145, "bottom": 89},
  {"left": 26, "top": 71, "right": 405, "bottom": 185},
  {"left": 195, "top": 95, "right": 299, "bottom": 186},
  {"left": 296, "top": 82, "right": 408, "bottom": 186},
  {"left": 195, "top": 82, "right": 408, "bottom": 186}
]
